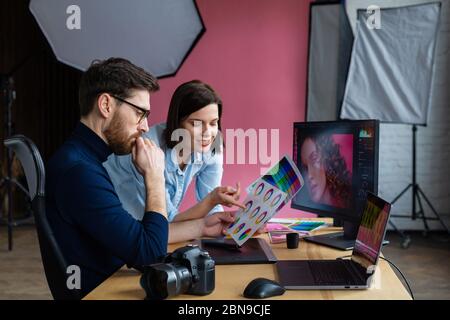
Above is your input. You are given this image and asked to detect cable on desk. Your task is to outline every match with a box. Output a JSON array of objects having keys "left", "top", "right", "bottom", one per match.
[
  {"left": 337, "top": 255, "right": 415, "bottom": 300},
  {"left": 379, "top": 256, "right": 414, "bottom": 300}
]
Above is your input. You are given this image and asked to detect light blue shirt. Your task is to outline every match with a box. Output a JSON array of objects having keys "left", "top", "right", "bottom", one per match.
[{"left": 103, "top": 123, "right": 223, "bottom": 222}]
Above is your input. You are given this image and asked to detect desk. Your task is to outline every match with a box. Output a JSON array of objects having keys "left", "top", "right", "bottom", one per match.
[{"left": 84, "top": 222, "right": 411, "bottom": 300}]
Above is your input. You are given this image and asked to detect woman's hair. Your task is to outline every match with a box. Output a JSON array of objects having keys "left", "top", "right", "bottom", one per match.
[
  {"left": 300, "top": 134, "right": 352, "bottom": 207},
  {"left": 163, "top": 80, "right": 223, "bottom": 149}
]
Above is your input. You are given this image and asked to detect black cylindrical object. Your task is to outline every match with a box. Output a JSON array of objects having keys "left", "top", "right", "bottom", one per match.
[{"left": 286, "top": 233, "right": 300, "bottom": 249}]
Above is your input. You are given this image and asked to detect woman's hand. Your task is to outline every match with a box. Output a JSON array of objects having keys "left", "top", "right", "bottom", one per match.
[
  {"left": 207, "top": 183, "right": 245, "bottom": 209},
  {"left": 200, "top": 211, "right": 266, "bottom": 239},
  {"left": 254, "top": 225, "right": 267, "bottom": 235},
  {"left": 201, "top": 211, "right": 236, "bottom": 238}
]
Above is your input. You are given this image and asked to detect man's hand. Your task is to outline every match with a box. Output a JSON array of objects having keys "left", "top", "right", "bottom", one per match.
[
  {"left": 132, "top": 137, "right": 166, "bottom": 216},
  {"left": 207, "top": 183, "right": 245, "bottom": 209},
  {"left": 201, "top": 211, "right": 235, "bottom": 238},
  {"left": 132, "top": 137, "right": 165, "bottom": 181}
]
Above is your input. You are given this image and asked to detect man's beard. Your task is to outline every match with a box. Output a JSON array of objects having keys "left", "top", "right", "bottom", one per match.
[{"left": 104, "top": 113, "right": 139, "bottom": 155}]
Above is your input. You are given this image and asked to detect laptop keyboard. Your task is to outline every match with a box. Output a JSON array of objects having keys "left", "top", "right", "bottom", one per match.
[{"left": 308, "top": 260, "right": 360, "bottom": 286}]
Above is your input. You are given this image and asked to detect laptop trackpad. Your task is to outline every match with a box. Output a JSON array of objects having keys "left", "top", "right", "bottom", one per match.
[{"left": 276, "top": 260, "right": 316, "bottom": 287}]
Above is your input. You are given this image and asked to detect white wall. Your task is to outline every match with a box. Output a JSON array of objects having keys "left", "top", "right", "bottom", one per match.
[{"left": 346, "top": 0, "right": 450, "bottom": 230}]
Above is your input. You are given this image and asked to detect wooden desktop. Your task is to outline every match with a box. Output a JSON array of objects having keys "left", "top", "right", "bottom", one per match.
[{"left": 84, "top": 220, "right": 411, "bottom": 300}]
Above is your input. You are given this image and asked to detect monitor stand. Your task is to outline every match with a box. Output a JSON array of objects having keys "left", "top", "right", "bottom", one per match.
[{"left": 304, "top": 232, "right": 355, "bottom": 250}]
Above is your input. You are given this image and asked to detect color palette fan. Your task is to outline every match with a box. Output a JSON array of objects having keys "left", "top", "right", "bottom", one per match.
[
  {"left": 247, "top": 155, "right": 304, "bottom": 209},
  {"left": 230, "top": 156, "right": 304, "bottom": 246}
]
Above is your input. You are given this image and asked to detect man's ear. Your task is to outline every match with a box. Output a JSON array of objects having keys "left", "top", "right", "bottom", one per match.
[{"left": 97, "top": 93, "right": 113, "bottom": 119}]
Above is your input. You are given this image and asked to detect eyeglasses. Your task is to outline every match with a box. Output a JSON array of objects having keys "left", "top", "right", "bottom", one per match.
[{"left": 111, "top": 94, "right": 150, "bottom": 124}]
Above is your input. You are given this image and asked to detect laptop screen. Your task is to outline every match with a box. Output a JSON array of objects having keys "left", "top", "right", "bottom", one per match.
[{"left": 352, "top": 193, "right": 391, "bottom": 269}]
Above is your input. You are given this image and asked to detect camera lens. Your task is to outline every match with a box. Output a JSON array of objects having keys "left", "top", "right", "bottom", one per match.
[
  {"left": 141, "top": 245, "right": 216, "bottom": 299},
  {"left": 141, "top": 263, "right": 192, "bottom": 300}
]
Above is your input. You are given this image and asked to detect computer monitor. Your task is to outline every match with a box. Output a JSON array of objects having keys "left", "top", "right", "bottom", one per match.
[{"left": 292, "top": 120, "right": 379, "bottom": 250}]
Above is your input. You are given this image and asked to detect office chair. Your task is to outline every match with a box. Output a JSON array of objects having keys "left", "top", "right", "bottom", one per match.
[{"left": 4, "top": 135, "right": 80, "bottom": 300}]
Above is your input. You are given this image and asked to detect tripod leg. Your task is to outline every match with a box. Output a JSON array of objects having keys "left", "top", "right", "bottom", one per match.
[
  {"left": 7, "top": 184, "right": 13, "bottom": 251},
  {"left": 10, "top": 179, "right": 30, "bottom": 198},
  {"left": 389, "top": 220, "right": 411, "bottom": 249},
  {"left": 417, "top": 186, "right": 450, "bottom": 234},
  {"left": 0, "top": 178, "right": 7, "bottom": 212},
  {"left": 391, "top": 184, "right": 413, "bottom": 204},
  {"left": 0, "top": 186, "right": 3, "bottom": 217},
  {"left": 415, "top": 189, "right": 429, "bottom": 236},
  {"left": 9, "top": 179, "right": 33, "bottom": 220}
]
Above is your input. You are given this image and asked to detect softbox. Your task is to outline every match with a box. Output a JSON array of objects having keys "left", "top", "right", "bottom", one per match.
[
  {"left": 29, "top": 0, "right": 205, "bottom": 77},
  {"left": 306, "top": 2, "right": 354, "bottom": 122},
  {"left": 340, "top": 3, "right": 441, "bottom": 125}
]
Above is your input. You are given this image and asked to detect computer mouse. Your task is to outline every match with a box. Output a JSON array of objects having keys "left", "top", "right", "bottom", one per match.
[{"left": 243, "top": 278, "right": 285, "bottom": 299}]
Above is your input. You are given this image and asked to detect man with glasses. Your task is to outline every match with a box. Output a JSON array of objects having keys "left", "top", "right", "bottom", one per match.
[{"left": 46, "top": 58, "right": 235, "bottom": 298}]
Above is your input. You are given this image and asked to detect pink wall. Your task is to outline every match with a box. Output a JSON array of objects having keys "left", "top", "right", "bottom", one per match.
[{"left": 148, "top": 0, "right": 314, "bottom": 218}]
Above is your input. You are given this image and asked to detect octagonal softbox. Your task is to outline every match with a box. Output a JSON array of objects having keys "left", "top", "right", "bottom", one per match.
[{"left": 30, "top": 0, "right": 205, "bottom": 77}]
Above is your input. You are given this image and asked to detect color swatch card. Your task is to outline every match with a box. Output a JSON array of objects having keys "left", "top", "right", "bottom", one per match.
[
  {"left": 227, "top": 180, "right": 288, "bottom": 246},
  {"left": 289, "top": 221, "right": 328, "bottom": 233},
  {"left": 247, "top": 155, "right": 304, "bottom": 210}
]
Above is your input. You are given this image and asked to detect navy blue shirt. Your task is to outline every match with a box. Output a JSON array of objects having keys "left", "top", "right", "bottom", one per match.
[{"left": 46, "top": 122, "right": 168, "bottom": 297}]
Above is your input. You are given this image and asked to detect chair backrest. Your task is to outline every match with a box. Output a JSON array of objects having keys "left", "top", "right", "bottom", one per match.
[{"left": 4, "top": 135, "right": 80, "bottom": 300}]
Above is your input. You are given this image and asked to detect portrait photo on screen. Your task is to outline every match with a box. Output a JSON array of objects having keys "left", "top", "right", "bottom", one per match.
[{"left": 296, "top": 132, "right": 353, "bottom": 211}]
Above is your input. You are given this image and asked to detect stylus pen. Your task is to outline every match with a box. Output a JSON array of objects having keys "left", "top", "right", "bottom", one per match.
[{"left": 203, "top": 240, "right": 242, "bottom": 252}]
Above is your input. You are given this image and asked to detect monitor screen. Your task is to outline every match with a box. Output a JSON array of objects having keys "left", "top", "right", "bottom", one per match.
[
  {"left": 352, "top": 193, "right": 391, "bottom": 269},
  {"left": 291, "top": 120, "right": 379, "bottom": 223}
]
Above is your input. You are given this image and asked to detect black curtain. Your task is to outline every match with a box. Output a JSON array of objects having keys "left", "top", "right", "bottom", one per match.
[
  {"left": 1, "top": 0, "right": 81, "bottom": 218},
  {"left": 0, "top": 0, "right": 81, "bottom": 163}
]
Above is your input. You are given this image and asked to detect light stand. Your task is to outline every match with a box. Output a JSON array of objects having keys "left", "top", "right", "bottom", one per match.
[
  {"left": 339, "top": 3, "right": 446, "bottom": 249},
  {"left": 389, "top": 125, "right": 450, "bottom": 248},
  {"left": 0, "top": 74, "right": 33, "bottom": 251}
]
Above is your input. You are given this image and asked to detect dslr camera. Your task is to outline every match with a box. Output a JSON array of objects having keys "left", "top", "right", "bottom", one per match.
[{"left": 140, "top": 244, "right": 215, "bottom": 300}]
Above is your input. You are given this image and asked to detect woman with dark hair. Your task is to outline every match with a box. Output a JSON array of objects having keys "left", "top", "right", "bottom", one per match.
[
  {"left": 300, "top": 134, "right": 352, "bottom": 209},
  {"left": 104, "top": 80, "right": 243, "bottom": 223}
]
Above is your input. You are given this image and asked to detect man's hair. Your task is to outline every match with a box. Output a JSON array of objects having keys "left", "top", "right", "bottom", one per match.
[
  {"left": 164, "top": 80, "right": 223, "bottom": 148},
  {"left": 78, "top": 57, "right": 159, "bottom": 116}
]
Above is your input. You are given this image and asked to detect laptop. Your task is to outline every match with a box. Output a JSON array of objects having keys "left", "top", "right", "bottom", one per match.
[{"left": 276, "top": 193, "right": 391, "bottom": 289}]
